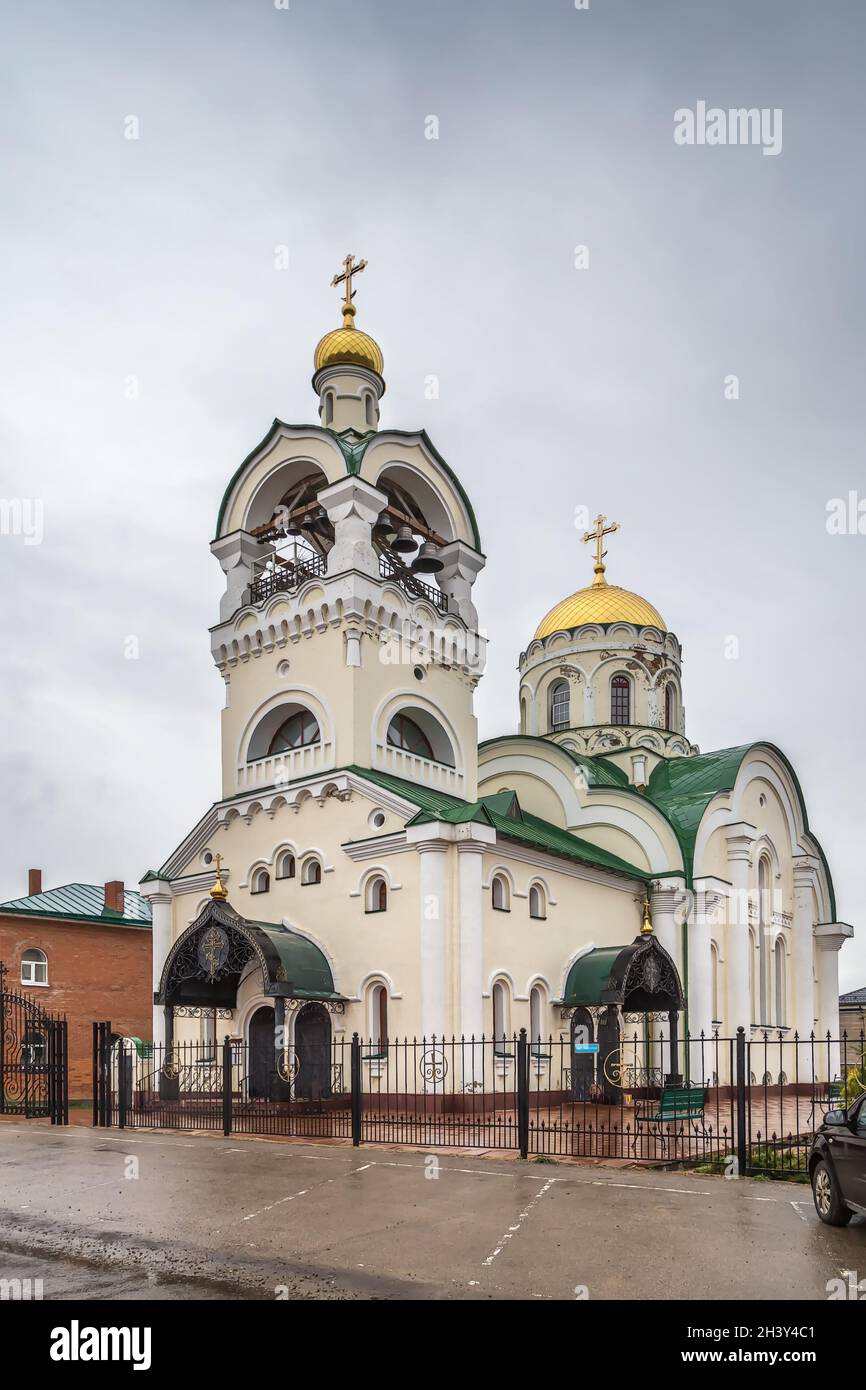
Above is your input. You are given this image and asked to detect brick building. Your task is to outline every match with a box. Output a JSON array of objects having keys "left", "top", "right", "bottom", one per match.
[{"left": 0, "top": 871, "right": 152, "bottom": 1101}]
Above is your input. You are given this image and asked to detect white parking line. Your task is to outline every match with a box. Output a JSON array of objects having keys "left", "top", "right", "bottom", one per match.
[{"left": 481, "top": 1176, "right": 557, "bottom": 1267}]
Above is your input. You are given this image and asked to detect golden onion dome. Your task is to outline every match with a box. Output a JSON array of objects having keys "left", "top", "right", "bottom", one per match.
[
  {"left": 534, "top": 581, "right": 666, "bottom": 638},
  {"left": 314, "top": 315, "right": 384, "bottom": 377}
]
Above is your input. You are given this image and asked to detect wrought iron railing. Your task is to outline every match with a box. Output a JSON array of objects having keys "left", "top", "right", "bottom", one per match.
[
  {"left": 378, "top": 555, "right": 448, "bottom": 613},
  {"left": 250, "top": 552, "right": 326, "bottom": 604}
]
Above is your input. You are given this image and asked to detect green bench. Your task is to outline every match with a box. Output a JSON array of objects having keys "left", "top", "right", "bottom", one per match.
[{"left": 636, "top": 1085, "right": 707, "bottom": 1128}]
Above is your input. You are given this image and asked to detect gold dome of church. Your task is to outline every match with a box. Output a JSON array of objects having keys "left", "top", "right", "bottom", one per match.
[
  {"left": 533, "top": 513, "right": 666, "bottom": 639},
  {"left": 314, "top": 252, "right": 384, "bottom": 378}
]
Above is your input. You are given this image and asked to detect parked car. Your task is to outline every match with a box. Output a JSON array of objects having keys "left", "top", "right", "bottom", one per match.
[{"left": 810, "top": 1094, "right": 866, "bottom": 1225}]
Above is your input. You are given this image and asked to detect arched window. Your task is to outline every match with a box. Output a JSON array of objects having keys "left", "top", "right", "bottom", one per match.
[
  {"left": 251, "top": 868, "right": 270, "bottom": 895},
  {"left": 492, "top": 980, "right": 510, "bottom": 1050},
  {"left": 491, "top": 874, "right": 510, "bottom": 912},
  {"left": 550, "top": 680, "right": 570, "bottom": 731},
  {"left": 710, "top": 942, "right": 720, "bottom": 1024},
  {"left": 324, "top": 390, "right": 335, "bottom": 426},
  {"left": 276, "top": 851, "right": 295, "bottom": 880},
  {"left": 268, "top": 708, "right": 320, "bottom": 755},
  {"left": 774, "top": 937, "right": 787, "bottom": 1027},
  {"left": 364, "top": 392, "right": 376, "bottom": 429},
  {"left": 369, "top": 983, "right": 388, "bottom": 1050},
  {"left": 528, "top": 883, "right": 546, "bottom": 920},
  {"left": 366, "top": 876, "right": 387, "bottom": 913},
  {"left": 529, "top": 985, "right": 546, "bottom": 1052},
  {"left": 386, "top": 712, "right": 435, "bottom": 760},
  {"left": 21, "top": 948, "right": 48, "bottom": 986},
  {"left": 301, "top": 858, "right": 322, "bottom": 886},
  {"left": 664, "top": 683, "right": 676, "bottom": 731},
  {"left": 610, "top": 675, "right": 631, "bottom": 725},
  {"left": 748, "top": 928, "right": 757, "bottom": 1025}
]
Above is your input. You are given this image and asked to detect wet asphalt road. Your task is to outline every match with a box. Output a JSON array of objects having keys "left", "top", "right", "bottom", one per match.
[{"left": 0, "top": 1120, "right": 863, "bottom": 1300}]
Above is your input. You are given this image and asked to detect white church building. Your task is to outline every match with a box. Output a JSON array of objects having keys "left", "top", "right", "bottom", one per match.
[{"left": 139, "top": 257, "right": 852, "bottom": 1094}]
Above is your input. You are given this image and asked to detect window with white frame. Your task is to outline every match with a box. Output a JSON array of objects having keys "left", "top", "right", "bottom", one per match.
[
  {"left": 276, "top": 851, "right": 295, "bottom": 880},
  {"left": 301, "top": 858, "right": 322, "bottom": 885},
  {"left": 365, "top": 876, "right": 387, "bottom": 913},
  {"left": 529, "top": 883, "right": 546, "bottom": 920},
  {"left": 20, "top": 949, "right": 48, "bottom": 986},
  {"left": 251, "top": 868, "right": 270, "bottom": 895},
  {"left": 774, "top": 937, "right": 787, "bottom": 1027},
  {"left": 491, "top": 874, "right": 510, "bottom": 912},
  {"left": 529, "top": 985, "right": 548, "bottom": 1053},
  {"left": 549, "top": 680, "right": 570, "bottom": 731},
  {"left": 368, "top": 982, "right": 388, "bottom": 1051},
  {"left": 492, "top": 980, "right": 511, "bottom": 1053}
]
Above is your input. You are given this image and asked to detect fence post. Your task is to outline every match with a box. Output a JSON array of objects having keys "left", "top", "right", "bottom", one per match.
[
  {"left": 351, "top": 1033, "right": 362, "bottom": 1147},
  {"left": 222, "top": 1036, "right": 232, "bottom": 1137},
  {"left": 91, "top": 1023, "right": 99, "bottom": 1126},
  {"left": 517, "top": 1027, "right": 529, "bottom": 1159},
  {"left": 735, "top": 1026, "right": 748, "bottom": 1176},
  {"left": 118, "top": 1040, "right": 127, "bottom": 1129}
]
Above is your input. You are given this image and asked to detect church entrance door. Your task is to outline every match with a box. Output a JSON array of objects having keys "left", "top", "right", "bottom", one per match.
[
  {"left": 570, "top": 1007, "right": 595, "bottom": 1100},
  {"left": 598, "top": 1007, "right": 621, "bottom": 1105},
  {"left": 295, "top": 1003, "right": 331, "bottom": 1102},
  {"left": 248, "top": 1006, "right": 274, "bottom": 1100}
]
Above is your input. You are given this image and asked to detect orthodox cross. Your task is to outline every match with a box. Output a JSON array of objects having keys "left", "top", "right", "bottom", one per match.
[
  {"left": 582, "top": 513, "right": 619, "bottom": 582},
  {"left": 210, "top": 852, "right": 228, "bottom": 901},
  {"left": 331, "top": 253, "right": 367, "bottom": 325}
]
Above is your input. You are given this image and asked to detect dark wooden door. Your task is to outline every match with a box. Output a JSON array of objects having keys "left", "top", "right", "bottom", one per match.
[
  {"left": 295, "top": 1004, "right": 331, "bottom": 1102},
  {"left": 570, "top": 1008, "right": 595, "bottom": 1100},
  {"left": 598, "top": 1008, "right": 621, "bottom": 1104},
  {"left": 248, "top": 1006, "right": 274, "bottom": 1100}
]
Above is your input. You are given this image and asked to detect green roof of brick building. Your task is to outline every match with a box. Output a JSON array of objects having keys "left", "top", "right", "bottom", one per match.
[{"left": 0, "top": 883, "right": 152, "bottom": 927}]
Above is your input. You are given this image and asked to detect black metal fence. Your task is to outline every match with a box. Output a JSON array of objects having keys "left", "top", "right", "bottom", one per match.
[
  {"left": 91, "top": 1023, "right": 866, "bottom": 1177},
  {"left": 0, "top": 977, "right": 68, "bottom": 1122}
]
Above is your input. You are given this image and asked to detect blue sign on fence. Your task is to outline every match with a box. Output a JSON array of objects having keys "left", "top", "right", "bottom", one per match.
[{"left": 573, "top": 1043, "right": 599, "bottom": 1054}]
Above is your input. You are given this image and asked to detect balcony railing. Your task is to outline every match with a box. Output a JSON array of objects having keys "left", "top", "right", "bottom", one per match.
[
  {"left": 236, "top": 739, "right": 334, "bottom": 792},
  {"left": 375, "top": 742, "right": 463, "bottom": 794},
  {"left": 378, "top": 555, "right": 448, "bottom": 613},
  {"left": 249, "top": 553, "right": 326, "bottom": 604}
]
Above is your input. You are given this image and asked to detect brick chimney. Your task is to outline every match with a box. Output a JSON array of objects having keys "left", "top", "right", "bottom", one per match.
[
  {"left": 28, "top": 868, "right": 42, "bottom": 896},
  {"left": 104, "top": 880, "right": 125, "bottom": 915}
]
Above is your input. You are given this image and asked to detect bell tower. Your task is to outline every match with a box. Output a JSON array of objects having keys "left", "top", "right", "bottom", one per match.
[{"left": 208, "top": 257, "right": 487, "bottom": 807}]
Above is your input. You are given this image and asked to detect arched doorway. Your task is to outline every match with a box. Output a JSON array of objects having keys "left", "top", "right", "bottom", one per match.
[
  {"left": 570, "top": 1007, "right": 595, "bottom": 1100},
  {"left": 598, "top": 1007, "right": 621, "bottom": 1104},
  {"left": 248, "top": 1006, "right": 274, "bottom": 1100},
  {"left": 295, "top": 1003, "right": 331, "bottom": 1101}
]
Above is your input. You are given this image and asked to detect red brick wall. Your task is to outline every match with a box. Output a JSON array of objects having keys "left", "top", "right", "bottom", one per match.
[{"left": 0, "top": 916, "right": 152, "bottom": 1101}]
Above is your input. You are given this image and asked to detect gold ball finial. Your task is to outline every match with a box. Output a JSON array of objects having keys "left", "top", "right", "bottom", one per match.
[{"left": 210, "top": 852, "right": 228, "bottom": 902}]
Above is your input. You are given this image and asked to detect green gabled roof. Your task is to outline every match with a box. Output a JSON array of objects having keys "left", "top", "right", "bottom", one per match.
[
  {"left": 479, "top": 735, "right": 630, "bottom": 789},
  {"left": 645, "top": 741, "right": 836, "bottom": 917},
  {"left": 0, "top": 883, "right": 152, "bottom": 927},
  {"left": 348, "top": 765, "right": 647, "bottom": 882}
]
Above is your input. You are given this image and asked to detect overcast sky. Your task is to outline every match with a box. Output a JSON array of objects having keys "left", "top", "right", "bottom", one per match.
[{"left": 1, "top": 0, "right": 864, "bottom": 988}]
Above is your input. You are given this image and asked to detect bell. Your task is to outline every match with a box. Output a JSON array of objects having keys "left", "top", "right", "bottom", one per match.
[
  {"left": 412, "top": 540, "right": 444, "bottom": 574},
  {"left": 284, "top": 514, "right": 303, "bottom": 536},
  {"left": 392, "top": 524, "right": 417, "bottom": 554}
]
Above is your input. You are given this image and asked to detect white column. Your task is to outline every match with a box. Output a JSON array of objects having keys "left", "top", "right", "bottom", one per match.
[
  {"left": 814, "top": 923, "right": 854, "bottom": 1082},
  {"left": 436, "top": 542, "right": 485, "bottom": 629},
  {"left": 792, "top": 867, "right": 817, "bottom": 1041},
  {"left": 210, "top": 531, "right": 265, "bottom": 622},
  {"left": 417, "top": 840, "right": 449, "bottom": 1041},
  {"left": 318, "top": 476, "right": 386, "bottom": 578},
  {"left": 650, "top": 879, "right": 686, "bottom": 1081},
  {"left": 725, "top": 829, "right": 755, "bottom": 1035},
  {"left": 687, "top": 883, "right": 718, "bottom": 1082},
  {"left": 456, "top": 828, "right": 494, "bottom": 1039}
]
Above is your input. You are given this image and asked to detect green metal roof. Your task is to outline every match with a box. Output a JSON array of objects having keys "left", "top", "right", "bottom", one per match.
[
  {"left": 348, "top": 766, "right": 648, "bottom": 882},
  {"left": 646, "top": 741, "right": 836, "bottom": 916},
  {"left": 247, "top": 919, "right": 337, "bottom": 1000},
  {"left": 214, "top": 421, "right": 483, "bottom": 551},
  {"left": 562, "top": 946, "right": 626, "bottom": 1005},
  {"left": 0, "top": 883, "right": 152, "bottom": 927}
]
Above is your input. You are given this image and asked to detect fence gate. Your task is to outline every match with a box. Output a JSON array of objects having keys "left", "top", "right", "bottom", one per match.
[{"left": 0, "top": 963, "right": 68, "bottom": 1122}]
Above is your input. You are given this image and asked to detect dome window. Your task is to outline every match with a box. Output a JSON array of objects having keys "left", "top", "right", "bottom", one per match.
[
  {"left": 610, "top": 675, "right": 631, "bottom": 726},
  {"left": 549, "top": 680, "right": 570, "bottom": 732},
  {"left": 268, "top": 708, "right": 320, "bottom": 755},
  {"left": 664, "top": 683, "right": 676, "bottom": 732}
]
